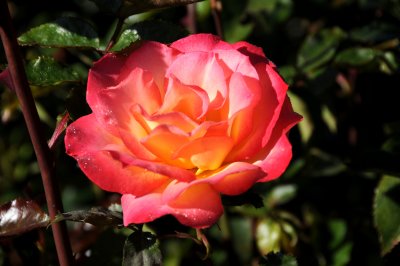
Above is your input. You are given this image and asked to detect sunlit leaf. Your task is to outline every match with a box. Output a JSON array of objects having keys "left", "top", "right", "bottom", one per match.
[
  {"left": 259, "top": 252, "right": 298, "bottom": 266},
  {"left": 18, "top": 17, "right": 100, "bottom": 49},
  {"left": 334, "top": 48, "right": 378, "bottom": 67},
  {"left": 379, "top": 51, "right": 399, "bottom": 74},
  {"left": 122, "top": 231, "right": 162, "bottom": 266},
  {"left": 256, "top": 218, "right": 282, "bottom": 255},
  {"left": 0, "top": 198, "right": 50, "bottom": 237},
  {"left": 110, "top": 29, "right": 140, "bottom": 52},
  {"left": 374, "top": 175, "right": 400, "bottom": 255},
  {"left": 25, "top": 57, "right": 82, "bottom": 86},
  {"left": 54, "top": 207, "right": 123, "bottom": 227},
  {"left": 265, "top": 184, "right": 297, "bottom": 208}
]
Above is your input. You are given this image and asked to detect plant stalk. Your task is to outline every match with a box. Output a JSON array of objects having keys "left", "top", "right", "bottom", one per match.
[{"left": 0, "top": 1, "right": 73, "bottom": 265}]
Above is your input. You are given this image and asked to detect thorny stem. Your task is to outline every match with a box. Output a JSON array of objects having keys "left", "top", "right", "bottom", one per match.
[
  {"left": 0, "top": 1, "right": 73, "bottom": 265},
  {"left": 210, "top": 0, "right": 223, "bottom": 39}
]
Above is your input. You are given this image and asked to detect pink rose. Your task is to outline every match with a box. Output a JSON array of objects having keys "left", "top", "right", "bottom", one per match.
[{"left": 65, "top": 34, "right": 301, "bottom": 228}]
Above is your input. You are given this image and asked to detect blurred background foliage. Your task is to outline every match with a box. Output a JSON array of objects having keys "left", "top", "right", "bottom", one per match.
[{"left": 1, "top": 0, "right": 400, "bottom": 265}]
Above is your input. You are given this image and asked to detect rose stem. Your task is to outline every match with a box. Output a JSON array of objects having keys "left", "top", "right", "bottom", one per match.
[
  {"left": 210, "top": 0, "right": 224, "bottom": 39},
  {"left": 186, "top": 3, "right": 197, "bottom": 34},
  {"left": 0, "top": 1, "right": 73, "bottom": 265}
]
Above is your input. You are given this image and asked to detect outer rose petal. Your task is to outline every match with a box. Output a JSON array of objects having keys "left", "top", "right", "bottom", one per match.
[
  {"left": 255, "top": 134, "right": 292, "bottom": 182},
  {"left": 65, "top": 115, "right": 170, "bottom": 195},
  {"left": 89, "top": 41, "right": 178, "bottom": 91},
  {"left": 88, "top": 67, "right": 162, "bottom": 132},
  {"left": 196, "top": 162, "right": 265, "bottom": 195},
  {"left": 122, "top": 182, "right": 223, "bottom": 228},
  {"left": 232, "top": 41, "right": 273, "bottom": 66},
  {"left": 171, "top": 33, "right": 232, "bottom": 53},
  {"left": 253, "top": 96, "right": 303, "bottom": 182},
  {"left": 226, "top": 62, "right": 289, "bottom": 162}
]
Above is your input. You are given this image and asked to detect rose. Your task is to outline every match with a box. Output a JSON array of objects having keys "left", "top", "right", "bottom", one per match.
[{"left": 65, "top": 34, "right": 301, "bottom": 228}]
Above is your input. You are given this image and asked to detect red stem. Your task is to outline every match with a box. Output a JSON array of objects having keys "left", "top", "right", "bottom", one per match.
[{"left": 0, "top": 1, "right": 73, "bottom": 265}]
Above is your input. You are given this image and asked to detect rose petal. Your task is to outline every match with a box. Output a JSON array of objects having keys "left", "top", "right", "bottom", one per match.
[
  {"left": 197, "top": 162, "right": 265, "bottom": 195},
  {"left": 122, "top": 193, "right": 167, "bottom": 225},
  {"left": 226, "top": 62, "right": 289, "bottom": 162},
  {"left": 190, "top": 120, "right": 229, "bottom": 139},
  {"left": 253, "top": 96, "right": 302, "bottom": 182},
  {"left": 261, "top": 63, "right": 291, "bottom": 147},
  {"left": 123, "top": 41, "right": 178, "bottom": 90},
  {"left": 167, "top": 52, "right": 227, "bottom": 109},
  {"left": 115, "top": 154, "right": 195, "bottom": 183},
  {"left": 228, "top": 72, "right": 260, "bottom": 118},
  {"left": 65, "top": 116, "right": 171, "bottom": 195},
  {"left": 88, "top": 68, "right": 162, "bottom": 131},
  {"left": 214, "top": 49, "right": 259, "bottom": 80},
  {"left": 141, "top": 125, "right": 194, "bottom": 169},
  {"left": 171, "top": 33, "right": 231, "bottom": 53},
  {"left": 122, "top": 182, "right": 223, "bottom": 228},
  {"left": 254, "top": 134, "right": 292, "bottom": 182},
  {"left": 173, "top": 136, "right": 234, "bottom": 172},
  {"left": 159, "top": 76, "right": 209, "bottom": 120},
  {"left": 168, "top": 183, "right": 223, "bottom": 228},
  {"left": 232, "top": 41, "right": 272, "bottom": 66}
]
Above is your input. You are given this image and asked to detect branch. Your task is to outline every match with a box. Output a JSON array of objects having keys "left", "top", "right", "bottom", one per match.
[{"left": 0, "top": 1, "right": 73, "bottom": 265}]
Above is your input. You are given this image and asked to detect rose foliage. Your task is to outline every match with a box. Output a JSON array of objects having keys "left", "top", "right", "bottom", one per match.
[{"left": 65, "top": 34, "right": 301, "bottom": 228}]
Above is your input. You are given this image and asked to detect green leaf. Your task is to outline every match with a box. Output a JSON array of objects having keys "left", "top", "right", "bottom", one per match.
[
  {"left": 259, "top": 252, "right": 298, "bottom": 266},
  {"left": 18, "top": 17, "right": 100, "bottom": 49},
  {"left": 265, "top": 184, "right": 297, "bottom": 208},
  {"left": 349, "top": 22, "right": 400, "bottom": 44},
  {"left": 54, "top": 207, "right": 123, "bottom": 227},
  {"left": 0, "top": 198, "right": 50, "bottom": 237},
  {"left": 256, "top": 218, "right": 283, "bottom": 255},
  {"left": 110, "top": 28, "right": 140, "bottom": 52},
  {"left": 122, "top": 231, "right": 162, "bottom": 266},
  {"left": 374, "top": 175, "right": 400, "bottom": 255},
  {"left": 119, "top": 0, "right": 203, "bottom": 17},
  {"left": 25, "top": 57, "right": 82, "bottom": 86},
  {"left": 297, "top": 27, "right": 346, "bottom": 75},
  {"left": 111, "top": 20, "right": 188, "bottom": 51},
  {"left": 334, "top": 48, "right": 379, "bottom": 67}
]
